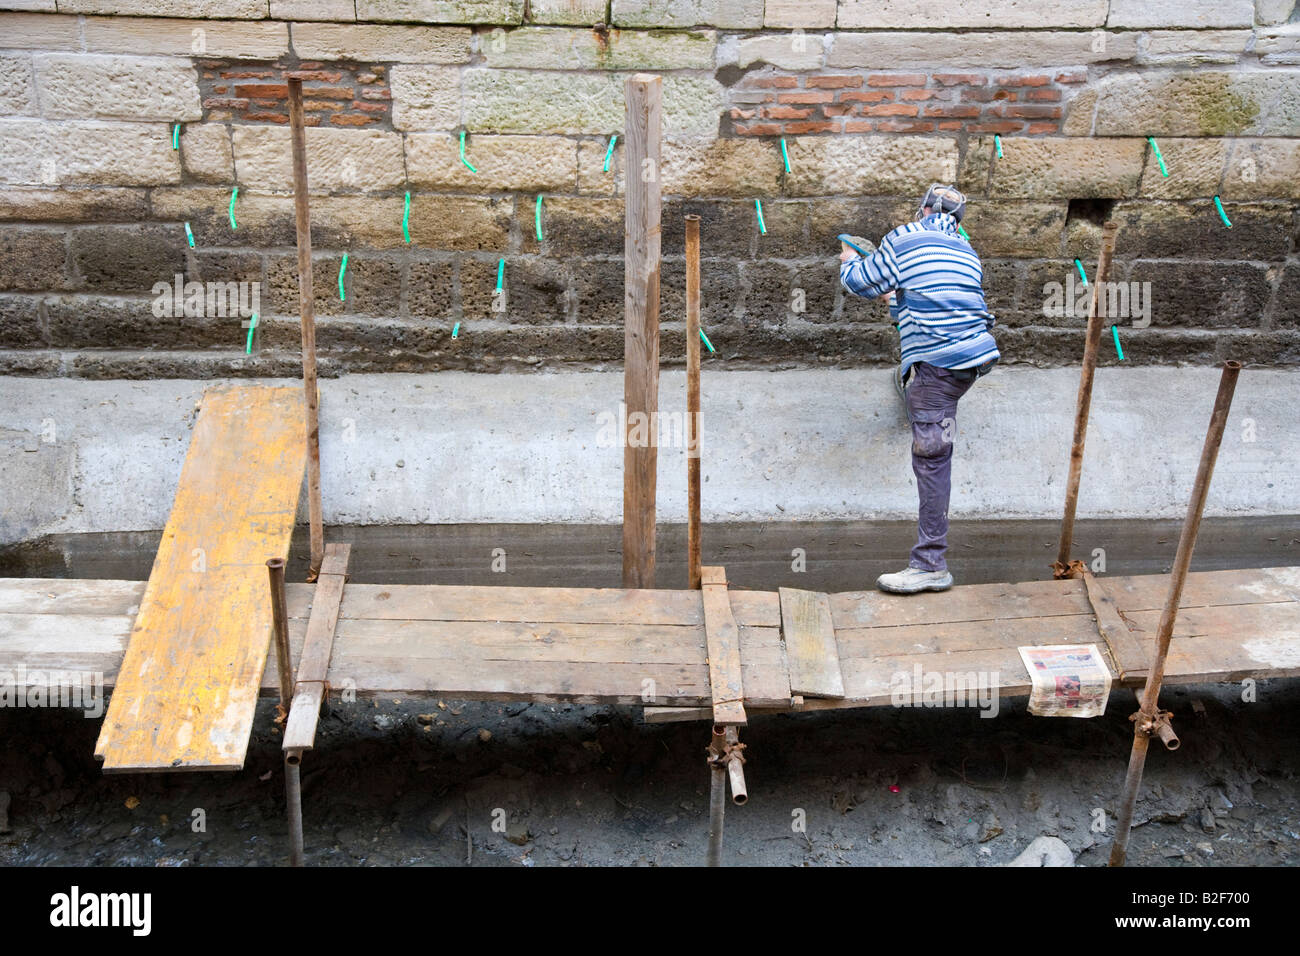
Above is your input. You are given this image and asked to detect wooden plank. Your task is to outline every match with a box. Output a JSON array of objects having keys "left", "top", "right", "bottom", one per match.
[
  {"left": 778, "top": 588, "right": 844, "bottom": 699},
  {"left": 700, "top": 566, "right": 746, "bottom": 724},
  {"left": 1082, "top": 570, "right": 1150, "bottom": 683},
  {"left": 622, "top": 72, "right": 662, "bottom": 590},
  {"left": 829, "top": 578, "right": 1092, "bottom": 630},
  {"left": 93, "top": 385, "right": 307, "bottom": 773},
  {"left": 283, "top": 543, "right": 350, "bottom": 754}
]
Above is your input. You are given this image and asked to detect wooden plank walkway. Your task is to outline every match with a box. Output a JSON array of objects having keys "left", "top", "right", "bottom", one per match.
[
  {"left": 90, "top": 385, "right": 307, "bottom": 773},
  {"left": 2, "top": 567, "right": 1296, "bottom": 733}
]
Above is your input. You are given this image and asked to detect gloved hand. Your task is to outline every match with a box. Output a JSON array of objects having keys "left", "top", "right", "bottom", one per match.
[{"left": 839, "top": 235, "right": 876, "bottom": 260}]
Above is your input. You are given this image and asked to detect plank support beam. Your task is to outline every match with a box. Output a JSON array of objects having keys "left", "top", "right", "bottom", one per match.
[
  {"left": 700, "top": 566, "right": 746, "bottom": 726},
  {"left": 281, "top": 542, "right": 350, "bottom": 868},
  {"left": 1082, "top": 570, "right": 1150, "bottom": 685}
]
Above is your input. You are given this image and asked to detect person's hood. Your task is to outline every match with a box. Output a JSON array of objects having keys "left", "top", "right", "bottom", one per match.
[{"left": 918, "top": 212, "right": 960, "bottom": 235}]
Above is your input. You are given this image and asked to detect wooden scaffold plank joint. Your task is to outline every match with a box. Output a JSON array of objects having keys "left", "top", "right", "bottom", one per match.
[{"left": 700, "top": 565, "right": 747, "bottom": 726}]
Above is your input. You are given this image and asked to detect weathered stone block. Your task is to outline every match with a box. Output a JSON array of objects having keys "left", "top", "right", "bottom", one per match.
[
  {"left": 406, "top": 258, "right": 455, "bottom": 317},
  {"left": 535, "top": 196, "right": 622, "bottom": 256},
  {"left": 0, "top": 226, "right": 68, "bottom": 291},
  {"left": 70, "top": 223, "right": 187, "bottom": 295},
  {"left": 978, "top": 258, "right": 1023, "bottom": 325},
  {"left": 356, "top": 1, "right": 525, "bottom": 23},
  {"left": 34, "top": 54, "right": 202, "bottom": 122},
  {"left": 290, "top": 23, "right": 473, "bottom": 62},
  {"left": 46, "top": 293, "right": 247, "bottom": 349},
  {"left": 1137, "top": 30, "right": 1251, "bottom": 65},
  {"left": 661, "top": 136, "right": 782, "bottom": 198},
  {"left": 568, "top": 257, "right": 623, "bottom": 324},
  {"left": 57, "top": 0, "right": 267, "bottom": 16},
  {"left": 181, "top": 123, "right": 233, "bottom": 184},
  {"left": 462, "top": 255, "right": 570, "bottom": 323},
  {"left": 980, "top": 137, "right": 1145, "bottom": 199},
  {"left": 1274, "top": 264, "right": 1300, "bottom": 328},
  {"left": 0, "top": 120, "right": 181, "bottom": 186},
  {"left": 611, "top": 0, "right": 763, "bottom": 28},
  {"left": 0, "top": 54, "right": 35, "bottom": 115},
  {"left": 191, "top": 249, "right": 262, "bottom": 288},
  {"left": 0, "top": 293, "right": 42, "bottom": 348},
  {"left": 1091, "top": 201, "right": 1291, "bottom": 261},
  {"left": 390, "top": 65, "right": 461, "bottom": 130},
  {"left": 1126, "top": 260, "right": 1269, "bottom": 328},
  {"left": 659, "top": 257, "right": 741, "bottom": 325},
  {"left": 152, "top": 187, "right": 298, "bottom": 246},
  {"left": 1106, "top": 0, "right": 1254, "bottom": 28},
  {"left": 807, "top": 197, "right": 917, "bottom": 248},
  {"left": 1257, "top": 24, "right": 1300, "bottom": 65},
  {"left": 1219, "top": 139, "right": 1300, "bottom": 200},
  {"left": 725, "top": 33, "right": 824, "bottom": 71},
  {"left": 578, "top": 136, "right": 624, "bottom": 195},
  {"left": 83, "top": 17, "right": 290, "bottom": 58},
  {"left": 662, "top": 199, "right": 756, "bottom": 257},
  {"left": 232, "top": 126, "right": 405, "bottom": 192},
  {"left": 464, "top": 69, "right": 723, "bottom": 135},
  {"left": 311, "top": 194, "right": 409, "bottom": 249},
  {"left": 837, "top": 0, "right": 1108, "bottom": 29},
  {"left": 766, "top": 0, "right": 837, "bottom": 28},
  {"left": 268, "top": 252, "right": 358, "bottom": 317},
  {"left": 527, "top": 0, "right": 607, "bottom": 25},
  {"left": 828, "top": 31, "right": 1137, "bottom": 68},
  {"left": 738, "top": 259, "right": 797, "bottom": 326},
  {"left": 271, "top": 0, "right": 356, "bottom": 20},
  {"left": 481, "top": 26, "right": 715, "bottom": 70},
  {"left": 785, "top": 135, "right": 960, "bottom": 198},
  {"left": 1020, "top": 259, "right": 1103, "bottom": 328},
  {"left": 0, "top": 12, "right": 78, "bottom": 49},
  {"left": 1089, "top": 71, "right": 1300, "bottom": 137},
  {"left": 0, "top": 186, "right": 150, "bottom": 222},
  {"left": 1136, "top": 138, "right": 1228, "bottom": 199},
  {"left": 961, "top": 202, "right": 1067, "bottom": 257},
  {"left": 406, "top": 133, "right": 577, "bottom": 190},
  {"left": 407, "top": 195, "right": 512, "bottom": 249}
]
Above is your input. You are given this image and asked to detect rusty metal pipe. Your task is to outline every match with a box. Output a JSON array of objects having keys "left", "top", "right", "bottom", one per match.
[
  {"left": 685, "top": 214, "right": 702, "bottom": 591},
  {"left": 266, "top": 557, "right": 293, "bottom": 709},
  {"left": 706, "top": 724, "right": 727, "bottom": 866},
  {"left": 1108, "top": 360, "right": 1241, "bottom": 867},
  {"left": 1055, "top": 221, "right": 1121, "bottom": 575},
  {"left": 285, "top": 753, "right": 304, "bottom": 867},
  {"left": 725, "top": 725, "right": 747, "bottom": 805}
]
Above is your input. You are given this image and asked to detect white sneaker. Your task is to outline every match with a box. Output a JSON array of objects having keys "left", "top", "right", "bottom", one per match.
[{"left": 876, "top": 566, "right": 954, "bottom": 594}]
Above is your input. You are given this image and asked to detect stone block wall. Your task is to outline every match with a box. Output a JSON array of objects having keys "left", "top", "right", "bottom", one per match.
[{"left": 0, "top": 1, "right": 1298, "bottom": 377}]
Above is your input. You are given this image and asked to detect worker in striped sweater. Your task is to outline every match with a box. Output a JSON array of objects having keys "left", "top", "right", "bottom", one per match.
[{"left": 839, "top": 184, "right": 1000, "bottom": 595}]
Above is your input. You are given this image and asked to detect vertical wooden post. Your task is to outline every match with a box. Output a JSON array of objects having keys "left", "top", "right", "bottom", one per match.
[
  {"left": 622, "top": 73, "right": 662, "bottom": 590},
  {"left": 685, "top": 214, "right": 702, "bottom": 590},
  {"left": 1053, "top": 220, "right": 1120, "bottom": 578},
  {"left": 288, "top": 76, "right": 324, "bottom": 580}
]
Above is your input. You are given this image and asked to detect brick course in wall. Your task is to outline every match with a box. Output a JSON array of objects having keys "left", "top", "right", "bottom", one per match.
[
  {"left": 0, "top": 2, "right": 1298, "bottom": 377},
  {"left": 727, "top": 69, "right": 1085, "bottom": 136},
  {"left": 199, "top": 59, "right": 393, "bottom": 127}
]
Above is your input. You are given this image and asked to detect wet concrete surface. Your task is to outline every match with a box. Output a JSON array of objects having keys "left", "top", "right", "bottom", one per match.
[{"left": 4, "top": 516, "right": 1299, "bottom": 589}]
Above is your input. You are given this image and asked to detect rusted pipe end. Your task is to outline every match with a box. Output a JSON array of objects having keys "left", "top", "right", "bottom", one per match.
[
  {"left": 684, "top": 214, "right": 701, "bottom": 221},
  {"left": 1223, "top": 360, "right": 1242, "bottom": 371},
  {"left": 267, "top": 557, "right": 286, "bottom": 570},
  {"left": 1157, "top": 722, "right": 1180, "bottom": 751},
  {"left": 1102, "top": 220, "right": 1119, "bottom": 233},
  {"left": 285, "top": 748, "right": 303, "bottom": 766},
  {"left": 732, "top": 791, "right": 748, "bottom": 806}
]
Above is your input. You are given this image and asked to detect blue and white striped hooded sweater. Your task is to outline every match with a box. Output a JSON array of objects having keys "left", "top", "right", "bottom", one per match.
[{"left": 839, "top": 212, "right": 1000, "bottom": 377}]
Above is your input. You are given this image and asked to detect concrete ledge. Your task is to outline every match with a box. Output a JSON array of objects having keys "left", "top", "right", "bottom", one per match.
[{"left": 0, "top": 365, "right": 1293, "bottom": 544}]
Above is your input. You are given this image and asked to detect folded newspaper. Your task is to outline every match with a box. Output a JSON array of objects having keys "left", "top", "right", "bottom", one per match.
[{"left": 1017, "top": 644, "right": 1112, "bottom": 718}]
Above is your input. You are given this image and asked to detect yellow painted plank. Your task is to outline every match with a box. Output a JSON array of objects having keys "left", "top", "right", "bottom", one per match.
[{"left": 94, "top": 385, "right": 306, "bottom": 772}]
